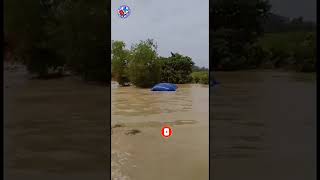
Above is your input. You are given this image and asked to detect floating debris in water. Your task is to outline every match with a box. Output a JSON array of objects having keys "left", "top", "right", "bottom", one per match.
[
  {"left": 113, "top": 124, "right": 125, "bottom": 128},
  {"left": 125, "top": 129, "right": 141, "bottom": 135}
]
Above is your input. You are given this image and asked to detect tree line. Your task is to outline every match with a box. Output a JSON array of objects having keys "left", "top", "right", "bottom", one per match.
[
  {"left": 211, "top": 0, "right": 316, "bottom": 72},
  {"left": 5, "top": 0, "right": 109, "bottom": 82},
  {"left": 5, "top": 0, "right": 315, "bottom": 87},
  {"left": 111, "top": 40, "right": 208, "bottom": 88}
]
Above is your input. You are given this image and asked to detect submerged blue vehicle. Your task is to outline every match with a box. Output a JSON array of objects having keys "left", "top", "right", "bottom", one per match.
[
  {"left": 210, "top": 72, "right": 220, "bottom": 87},
  {"left": 211, "top": 79, "right": 220, "bottom": 86},
  {"left": 151, "top": 83, "right": 177, "bottom": 91}
]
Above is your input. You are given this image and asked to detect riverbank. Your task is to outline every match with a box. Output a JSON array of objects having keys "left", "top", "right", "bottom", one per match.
[{"left": 212, "top": 68, "right": 317, "bottom": 73}]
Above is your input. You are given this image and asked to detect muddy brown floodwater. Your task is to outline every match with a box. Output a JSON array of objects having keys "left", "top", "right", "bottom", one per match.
[
  {"left": 111, "top": 83, "right": 209, "bottom": 180},
  {"left": 4, "top": 65, "right": 316, "bottom": 180},
  {"left": 211, "top": 71, "right": 316, "bottom": 180},
  {"left": 4, "top": 64, "right": 110, "bottom": 180}
]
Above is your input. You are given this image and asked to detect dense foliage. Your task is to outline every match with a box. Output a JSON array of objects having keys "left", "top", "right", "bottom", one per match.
[
  {"left": 57, "top": 0, "right": 109, "bottom": 82},
  {"left": 111, "top": 40, "right": 199, "bottom": 87},
  {"left": 211, "top": 0, "right": 271, "bottom": 70},
  {"left": 159, "top": 53, "right": 194, "bottom": 84},
  {"left": 258, "top": 31, "right": 316, "bottom": 72},
  {"left": 5, "top": 0, "right": 110, "bottom": 82},
  {"left": 111, "top": 41, "right": 130, "bottom": 85},
  {"left": 127, "top": 40, "right": 161, "bottom": 88},
  {"left": 191, "top": 71, "right": 209, "bottom": 84},
  {"left": 5, "top": 0, "right": 62, "bottom": 76},
  {"left": 211, "top": 0, "right": 316, "bottom": 72}
]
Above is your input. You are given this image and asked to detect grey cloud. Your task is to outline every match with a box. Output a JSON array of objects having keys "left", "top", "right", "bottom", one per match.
[
  {"left": 112, "top": 0, "right": 209, "bottom": 67},
  {"left": 112, "top": 0, "right": 316, "bottom": 68},
  {"left": 269, "top": 0, "right": 316, "bottom": 21}
]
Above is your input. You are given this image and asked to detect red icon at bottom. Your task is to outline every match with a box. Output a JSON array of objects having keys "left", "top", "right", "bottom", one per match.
[{"left": 161, "top": 126, "right": 172, "bottom": 138}]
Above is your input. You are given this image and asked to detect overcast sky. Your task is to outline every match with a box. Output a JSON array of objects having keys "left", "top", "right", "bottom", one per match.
[
  {"left": 270, "top": 0, "right": 316, "bottom": 21},
  {"left": 112, "top": 0, "right": 316, "bottom": 68},
  {"left": 112, "top": 0, "right": 209, "bottom": 67}
]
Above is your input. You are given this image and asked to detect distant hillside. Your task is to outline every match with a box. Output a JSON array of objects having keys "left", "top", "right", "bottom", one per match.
[{"left": 263, "top": 13, "right": 316, "bottom": 33}]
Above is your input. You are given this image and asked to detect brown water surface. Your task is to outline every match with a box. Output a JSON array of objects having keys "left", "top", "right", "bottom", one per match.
[
  {"left": 4, "top": 66, "right": 316, "bottom": 180},
  {"left": 211, "top": 71, "right": 316, "bottom": 180},
  {"left": 4, "top": 64, "right": 109, "bottom": 180},
  {"left": 111, "top": 83, "right": 209, "bottom": 180}
]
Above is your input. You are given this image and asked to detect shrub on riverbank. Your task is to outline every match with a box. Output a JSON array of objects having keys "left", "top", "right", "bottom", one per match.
[
  {"left": 159, "top": 53, "right": 194, "bottom": 84},
  {"left": 57, "top": 1, "right": 109, "bottom": 83},
  {"left": 210, "top": 0, "right": 315, "bottom": 73},
  {"left": 212, "top": 31, "right": 316, "bottom": 73},
  {"left": 111, "top": 40, "right": 198, "bottom": 87},
  {"left": 127, "top": 39, "right": 161, "bottom": 88},
  {"left": 258, "top": 31, "right": 316, "bottom": 72},
  {"left": 211, "top": 0, "right": 270, "bottom": 71},
  {"left": 111, "top": 41, "right": 130, "bottom": 85},
  {"left": 5, "top": 1, "right": 110, "bottom": 83},
  {"left": 191, "top": 71, "right": 209, "bottom": 84}
]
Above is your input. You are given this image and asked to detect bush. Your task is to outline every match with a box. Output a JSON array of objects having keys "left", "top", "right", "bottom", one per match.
[
  {"left": 26, "top": 46, "right": 65, "bottom": 77},
  {"left": 5, "top": 1, "right": 110, "bottom": 82},
  {"left": 193, "top": 74, "right": 200, "bottom": 83},
  {"left": 191, "top": 71, "right": 208, "bottom": 84},
  {"left": 111, "top": 39, "right": 197, "bottom": 87},
  {"left": 5, "top": 1, "right": 66, "bottom": 78},
  {"left": 127, "top": 39, "right": 161, "bottom": 88},
  {"left": 245, "top": 44, "right": 270, "bottom": 68},
  {"left": 160, "top": 53, "right": 194, "bottom": 84},
  {"left": 258, "top": 31, "right": 316, "bottom": 72},
  {"left": 212, "top": 0, "right": 271, "bottom": 70},
  {"left": 296, "top": 59, "right": 316, "bottom": 72},
  {"left": 58, "top": 0, "right": 109, "bottom": 83},
  {"left": 111, "top": 41, "right": 130, "bottom": 85}
]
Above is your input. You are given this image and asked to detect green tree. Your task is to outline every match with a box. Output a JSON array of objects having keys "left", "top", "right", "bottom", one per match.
[
  {"left": 111, "top": 41, "right": 130, "bottom": 85},
  {"left": 211, "top": 0, "right": 271, "bottom": 70},
  {"left": 5, "top": 0, "right": 110, "bottom": 81},
  {"left": 258, "top": 31, "right": 316, "bottom": 72},
  {"left": 128, "top": 39, "right": 161, "bottom": 88},
  {"left": 199, "top": 72, "right": 209, "bottom": 84},
  {"left": 56, "top": 0, "right": 109, "bottom": 82},
  {"left": 5, "top": 0, "right": 65, "bottom": 77},
  {"left": 4, "top": 0, "right": 41, "bottom": 62},
  {"left": 160, "top": 53, "right": 194, "bottom": 83},
  {"left": 191, "top": 71, "right": 209, "bottom": 84},
  {"left": 293, "top": 32, "right": 316, "bottom": 72}
]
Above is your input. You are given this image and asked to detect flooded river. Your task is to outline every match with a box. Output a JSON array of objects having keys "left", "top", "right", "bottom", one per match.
[
  {"left": 111, "top": 83, "right": 209, "bottom": 180},
  {"left": 4, "top": 65, "right": 109, "bottom": 180},
  {"left": 112, "top": 70, "right": 316, "bottom": 180},
  {"left": 4, "top": 65, "right": 316, "bottom": 180},
  {"left": 211, "top": 71, "right": 316, "bottom": 180}
]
